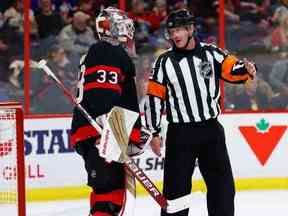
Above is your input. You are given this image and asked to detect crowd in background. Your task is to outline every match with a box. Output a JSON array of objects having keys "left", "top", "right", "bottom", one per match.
[{"left": 0, "top": 0, "right": 287, "bottom": 113}]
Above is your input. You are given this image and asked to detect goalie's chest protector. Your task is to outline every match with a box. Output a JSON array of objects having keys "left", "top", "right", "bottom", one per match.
[{"left": 71, "top": 41, "right": 138, "bottom": 145}]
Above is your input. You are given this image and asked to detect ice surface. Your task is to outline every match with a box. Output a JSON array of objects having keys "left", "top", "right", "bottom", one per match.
[{"left": 1, "top": 190, "right": 288, "bottom": 216}]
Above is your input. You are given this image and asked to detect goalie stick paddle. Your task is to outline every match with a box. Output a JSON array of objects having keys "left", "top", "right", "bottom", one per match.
[{"left": 36, "top": 59, "right": 169, "bottom": 210}]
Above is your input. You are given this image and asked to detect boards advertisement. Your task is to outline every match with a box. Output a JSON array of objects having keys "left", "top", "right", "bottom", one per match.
[{"left": 0, "top": 114, "right": 287, "bottom": 201}]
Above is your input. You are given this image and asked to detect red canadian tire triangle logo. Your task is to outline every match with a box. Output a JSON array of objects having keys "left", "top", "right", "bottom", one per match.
[{"left": 239, "top": 118, "right": 287, "bottom": 166}]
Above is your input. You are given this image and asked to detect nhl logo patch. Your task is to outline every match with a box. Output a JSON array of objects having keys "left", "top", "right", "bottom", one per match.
[{"left": 199, "top": 61, "right": 212, "bottom": 79}]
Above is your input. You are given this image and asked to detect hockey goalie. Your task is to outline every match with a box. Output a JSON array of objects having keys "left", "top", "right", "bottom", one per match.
[{"left": 70, "top": 7, "right": 145, "bottom": 216}]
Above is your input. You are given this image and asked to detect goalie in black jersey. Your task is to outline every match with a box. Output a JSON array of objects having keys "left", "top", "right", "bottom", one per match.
[{"left": 70, "top": 7, "right": 143, "bottom": 216}]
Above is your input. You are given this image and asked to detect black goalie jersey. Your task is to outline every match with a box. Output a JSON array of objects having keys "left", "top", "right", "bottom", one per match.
[{"left": 70, "top": 41, "right": 141, "bottom": 147}]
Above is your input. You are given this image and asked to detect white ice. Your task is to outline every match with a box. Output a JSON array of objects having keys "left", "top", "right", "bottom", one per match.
[{"left": 1, "top": 190, "right": 288, "bottom": 216}]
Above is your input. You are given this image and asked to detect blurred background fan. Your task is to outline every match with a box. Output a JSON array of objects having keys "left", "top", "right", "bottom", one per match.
[{"left": 280, "top": 0, "right": 288, "bottom": 7}]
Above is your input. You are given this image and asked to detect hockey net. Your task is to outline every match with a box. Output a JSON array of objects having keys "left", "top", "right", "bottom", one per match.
[{"left": 0, "top": 102, "right": 26, "bottom": 216}]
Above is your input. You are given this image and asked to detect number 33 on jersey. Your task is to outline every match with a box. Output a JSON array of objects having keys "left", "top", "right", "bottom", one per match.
[{"left": 76, "top": 59, "right": 124, "bottom": 104}]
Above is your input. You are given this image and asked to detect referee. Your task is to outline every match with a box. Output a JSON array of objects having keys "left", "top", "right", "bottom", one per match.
[{"left": 144, "top": 9, "right": 257, "bottom": 216}]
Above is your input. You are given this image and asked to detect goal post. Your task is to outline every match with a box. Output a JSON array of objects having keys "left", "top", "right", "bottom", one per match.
[{"left": 0, "top": 102, "right": 26, "bottom": 216}]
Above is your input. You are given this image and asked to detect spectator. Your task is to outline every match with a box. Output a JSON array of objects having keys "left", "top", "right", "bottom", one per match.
[
  {"left": 31, "top": 44, "right": 75, "bottom": 113},
  {"left": 231, "top": 0, "right": 271, "bottom": 23},
  {"left": 45, "top": 44, "right": 78, "bottom": 84},
  {"left": 0, "top": 80, "right": 22, "bottom": 102},
  {"left": 230, "top": 77, "right": 274, "bottom": 110},
  {"left": 167, "top": 0, "right": 187, "bottom": 11},
  {"left": 129, "top": 0, "right": 162, "bottom": 32},
  {"left": 35, "top": 0, "right": 64, "bottom": 39},
  {"left": 54, "top": 0, "right": 78, "bottom": 10},
  {"left": 188, "top": 0, "right": 219, "bottom": 42},
  {"left": 188, "top": 0, "right": 217, "bottom": 19},
  {"left": 19, "top": 45, "right": 76, "bottom": 114},
  {"left": 270, "top": 91, "right": 288, "bottom": 109},
  {"left": 0, "top": 12, "right": 8, "bottom": 59},
  {"left": 223, "top": 0, "right": 241, "bottom": 23},
  {"left": 76, "top": 0, "right": 95, "bottom": 17},
  {"left": 0, "top": 60, "right": 24, "bottom": 103},
  {"left": 0, "top": 13, "right": 21, "bottom": 81},
  {"left": 270, "top": 10, "right": 288, "bottom": 51},
  {"left": 4, "top": 0, "right": 37, "bottom": 36},
  {"left": 254, "top": 0, "right": 271, "bottom": 15},
  {"left": 269, "top": 52, "right": 288, "bottom": 109},
  {"left": 128, "top": 0, "right": 164, "bottom": 51},
  {"left": 136, "top": 55, "right": 152, "bottom": 102},
  {"left": 58, "top": 11, "right": 96, "bottom": 62},
  {"left": 269, "top": 52, "right": 288, "bottom": 91},
  {"left": 136, "top": 54, "right": 153, "bottom": 115},
  {"left": 270, "top": 6, "right": 288, "bottom": 25},
  {"left": 152, "top": 0, "right": 168, "bottom": 22},
  {"left": 58, "top": 0, "right": 73, "bottom": 25},
  {"left": 74, "top": 0, "right": 97, "bottom": 31}
]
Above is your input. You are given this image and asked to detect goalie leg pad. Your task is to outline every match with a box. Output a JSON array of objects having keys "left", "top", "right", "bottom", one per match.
[
  {"left": 90, "top": 190, "right": 124, "bottom": 216},
  {"left": 82, "top": 140, "right": 125, "bottom": 190}
]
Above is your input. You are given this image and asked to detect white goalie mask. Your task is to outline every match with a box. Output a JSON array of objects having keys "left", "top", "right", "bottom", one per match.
[{"left": 96, "top": 7, "right": 135, "bottom": 44}]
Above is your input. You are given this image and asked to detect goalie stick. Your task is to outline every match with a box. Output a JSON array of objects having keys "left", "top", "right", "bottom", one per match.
[
  {"left": 36, "top": 60, "right": 169, "bottom": 210},
  {"left": 37, "top": 60, "right": 194, "bottom": 213}
]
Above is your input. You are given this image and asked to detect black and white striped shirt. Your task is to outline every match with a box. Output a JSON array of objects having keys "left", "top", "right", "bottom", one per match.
[{"left": 145, "top": 42, "right": 252, "bottom": 135}]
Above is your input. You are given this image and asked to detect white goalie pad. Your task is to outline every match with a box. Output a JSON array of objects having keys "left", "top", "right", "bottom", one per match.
[
  {"left": 97, "top": 106, "right": 139, "bottom": 163},
  {"left": 119, "top": 170, "right": 136, "bottom": 216}
]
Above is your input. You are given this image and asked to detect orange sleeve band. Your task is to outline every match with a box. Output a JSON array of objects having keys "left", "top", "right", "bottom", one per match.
[
  {"left": 147, "top": 80, "right": 166, "bottom": 100},
  {"left": 221, "top": 55, "right": 249, "bottom": 82}
]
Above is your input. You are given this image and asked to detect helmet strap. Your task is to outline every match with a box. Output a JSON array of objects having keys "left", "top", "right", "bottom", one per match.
[
  {"left": 184, "top": 35, "right": 192, "bottom": 49},
  {"left": 183, "top": 26, "right": 194, "bottom": 49}
]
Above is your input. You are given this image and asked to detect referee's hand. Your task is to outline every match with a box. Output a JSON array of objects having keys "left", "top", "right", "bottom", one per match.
[
  {"left": 243, "top": 58, "right": 256, "bottom": 79},
  {"left": 150, "top": 136, "right": 162, "bottom": 156}
]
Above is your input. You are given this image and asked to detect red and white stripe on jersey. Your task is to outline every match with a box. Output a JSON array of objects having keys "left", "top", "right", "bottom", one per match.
[
  {"left": 70, "top": 125, "right": 100, "bottom": 147},
  {"left": 85, "top": 65, "right": 123, "bottom": 77},
  {"left": 84, "top": 82, "right": 122, "bottom": 94}
]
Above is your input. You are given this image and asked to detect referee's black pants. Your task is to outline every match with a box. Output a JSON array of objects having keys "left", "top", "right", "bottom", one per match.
[{"left": 161, "top": 118, "right": 235, "bottom": 216}]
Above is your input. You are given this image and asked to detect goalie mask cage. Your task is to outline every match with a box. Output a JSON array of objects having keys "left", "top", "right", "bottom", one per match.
[{"left": 0, "top": 102, "right": 26, "bottom": 216}]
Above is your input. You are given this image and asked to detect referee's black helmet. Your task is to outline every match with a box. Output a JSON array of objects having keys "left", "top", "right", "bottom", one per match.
[{"left": 165, "top": 9, "right": 195, "bottom": 29}]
